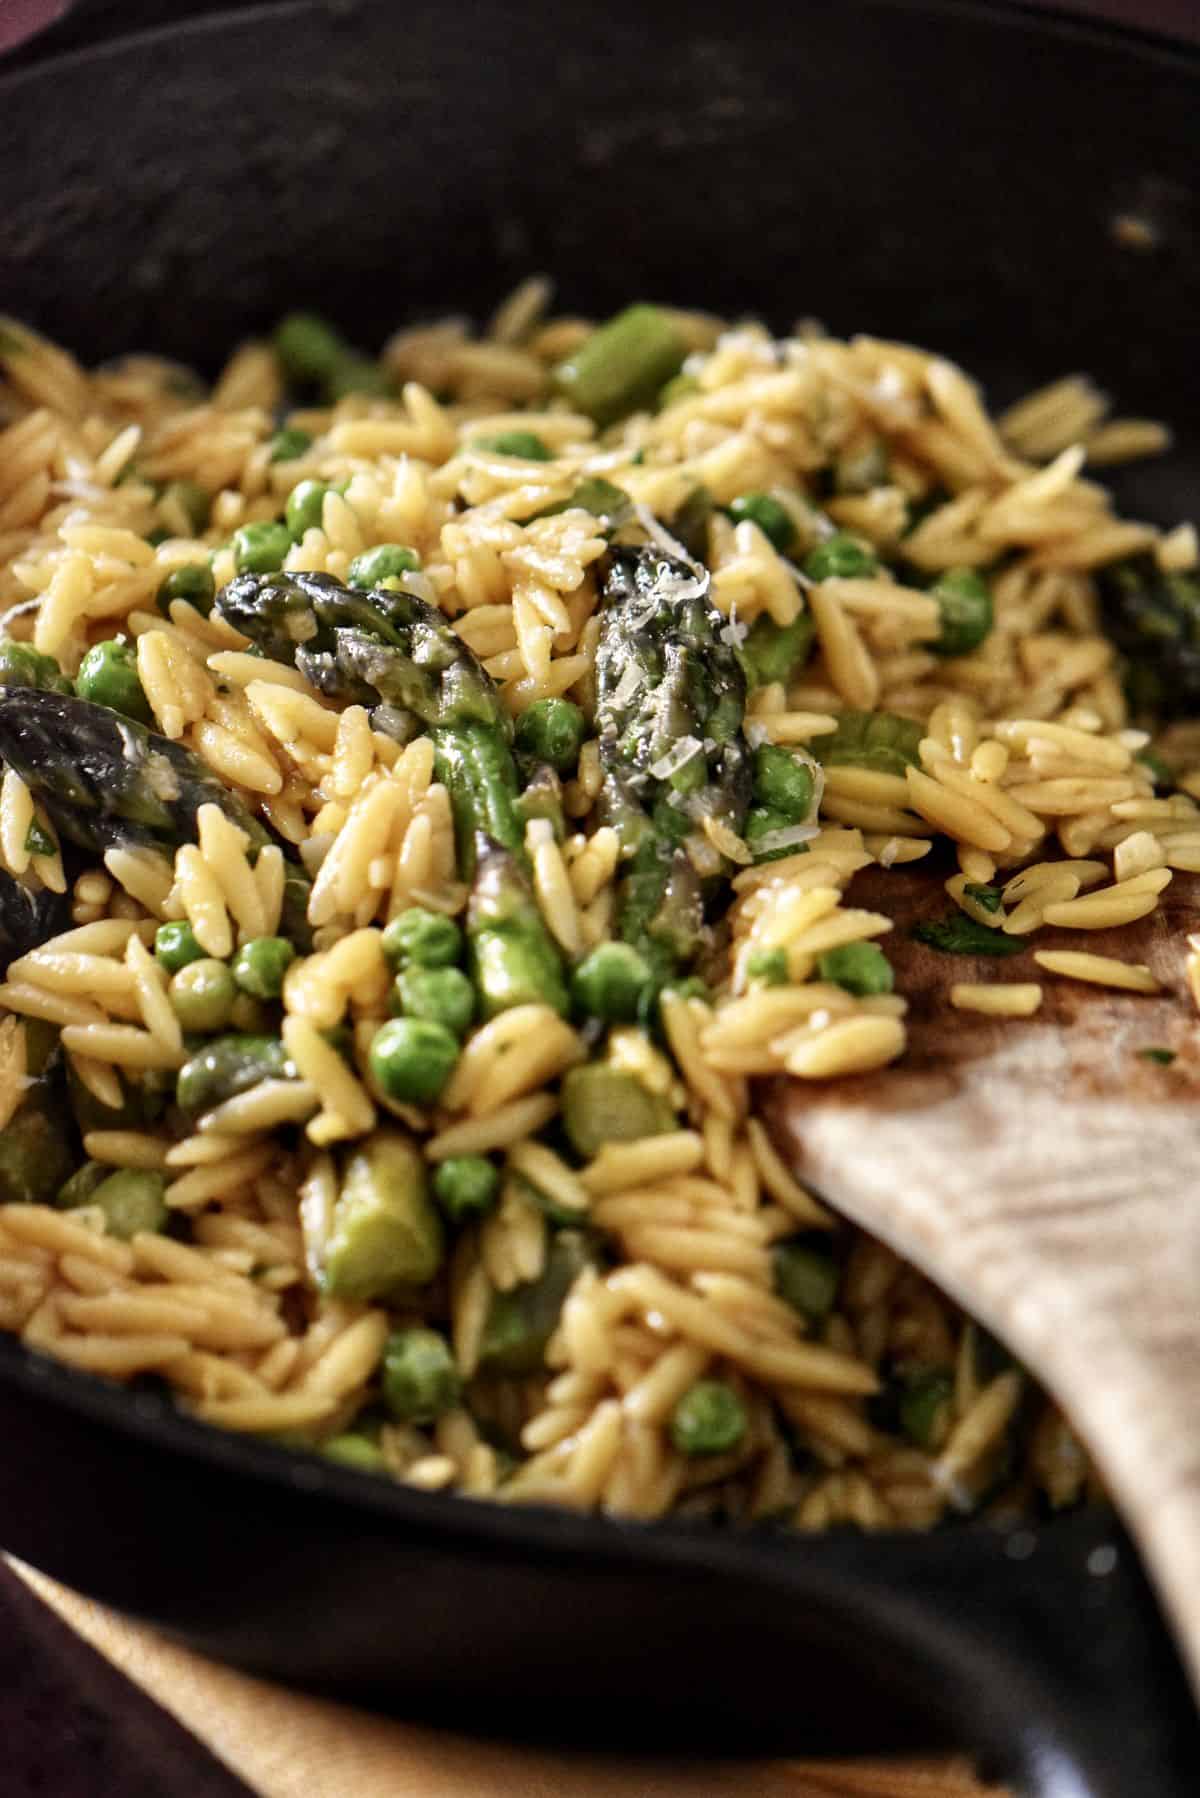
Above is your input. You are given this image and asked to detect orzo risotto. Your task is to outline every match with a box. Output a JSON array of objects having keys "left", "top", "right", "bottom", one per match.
[{"left": 0, "top": 284, "right": 1196, "bottom": 1529}]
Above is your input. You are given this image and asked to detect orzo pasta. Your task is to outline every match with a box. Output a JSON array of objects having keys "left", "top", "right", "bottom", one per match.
[{"left": 1, "top": 283, "right": 1195, "bottom": 1531}]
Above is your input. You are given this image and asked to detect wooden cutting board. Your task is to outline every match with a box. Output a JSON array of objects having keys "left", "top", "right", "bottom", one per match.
[{"left": 767, "top": 867, "right": 1200, "bottom": 1691}]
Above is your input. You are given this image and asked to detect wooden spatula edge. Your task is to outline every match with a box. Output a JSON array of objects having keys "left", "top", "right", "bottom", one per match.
[{"left": 765, "top": 868, "right": 1200, "bottom": 1691}]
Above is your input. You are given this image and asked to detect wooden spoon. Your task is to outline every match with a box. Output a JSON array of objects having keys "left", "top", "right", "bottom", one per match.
[{"left": 765, "top": 865, "right": 1200, "bottom": 1691}]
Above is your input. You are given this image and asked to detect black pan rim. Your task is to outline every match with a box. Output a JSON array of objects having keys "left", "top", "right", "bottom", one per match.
[
  {"left": 0, "top": 1325, "right": 1064, "bottom": 1576},
  {"left": 3, "top": 0, "right": 1200, "bottom": 101}
]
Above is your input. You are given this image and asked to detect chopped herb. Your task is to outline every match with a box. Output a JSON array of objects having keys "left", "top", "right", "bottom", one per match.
[
  {"left": 1136, "top": 749, "right": 1173, "bottom": 789},
  {"left": 963, "top": 881, "right": 1003, "bottom": 914},
  {"left": 1139, "top": 1046, "right": 1176, "bottom": 1066},
  {"left": 818, "top": 941, "right": 894, "bottom": 996},
  {"left": 913, "top": 913, "right": 1025, "bottom": 957},
  {"left": 23, "top": 818, "right": 56, "bottom": 858}
]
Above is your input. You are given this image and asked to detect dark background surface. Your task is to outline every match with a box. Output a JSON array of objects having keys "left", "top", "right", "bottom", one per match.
[
  {"left": 1, "top": 2, "right": 1199, "bottom": 1795},
  {"left": 0, "top": 1562, "right": 249, "bottom": 1796}
]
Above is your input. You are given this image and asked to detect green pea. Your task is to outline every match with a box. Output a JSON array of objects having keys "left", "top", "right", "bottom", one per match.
[
  {"left": 157, "top": 560, "right": 216, "bottom": 617},
  {"left": 322, "top": 1433, "right": 387, "bottom": 1473},
  {"left": 233, "top": 520, "right": 292, "bottom": 575},
  {"left": 746, "top": 948, "right": 789, "bottom": 986},
  {"left": 347, "top": 543, "right": 422, "bottom": 590},
  {"left": 159, "top": 480, "right": 210, "bottom": 537},
  {"left": 381, "top": 1326, "right": 461, "bottom": 1423},
  {"left": 229, "top": 993, "right": 270, "bottom": 1034},
  {"left": 87, "top": 1169, "right": 169, "bottom": 1242},
  {"left": 392, "top": 965, "right": 476, "bottom": 1038},
  {"left": 670, "top": 1379, "right": 748, "bottom": 1456},
  {"left": 743, "top": 806, "right": 806, "bottom": 864},
  {"left": 773, "top": 1239, "right": 840, "bottom": 1320},
  {"left": 0, "top": 641, "right": 72, "bottom": 694},
  {"left": 369, "top": 1017, "right": 458, "bottom": 1106},
  {"left": 268, "top": 426, "right": 313, "bottom": 463},
  {"left": 513, "top": 697, "right": 587, "bottom": 775},
  {"left": 75, "top": 639, "right": 152, "bottom": 724},
  {"left": 899, "top": 1368, "right": 955, "bottom": 1449},
  {"left": 931, "top": 567, "right": 993, "bottom": 657},
  {"left": 752, "top": 745, "right": 815, "bottom": 822},
  {"left": 231, "top": 936, "right": 296, "bottom": 1000},
  {"left": 810, "top": 709, "right": 923, "bottom": 778},
  {"left": 325, "top": 356, "right": 392, "bottom": 401},
  {"left": 728, "top": 492, "right": 795, "bottom": 553},
  {"left": 381, "top": 908, "right": 462, "bottom": 970},
  {"left": 170, "top": 958, "right": 237, "bottom": 1033},
  {"left": 432, "top": 1155, "right": 501, "bottom": 1223},
  {"left": 802, "top": 532, "right": 878, "bottom": 581},
  {"left": 154, "top": 920, "right": 204, "bottom": 974},
  {"left": 274, "top": 311, "right": 348, "bottom": 383},
  {"left": 473, "top": 430, "right": 552, "bottom": 461},
  {"left": 817, "top": 942, "right": 894, "bottom": 997},
  {"left": 285, "top": 479, "right": 334, "bottom": 541},
  {"left": 571, "top": 942, "right": 653, "bottom": 1023}
]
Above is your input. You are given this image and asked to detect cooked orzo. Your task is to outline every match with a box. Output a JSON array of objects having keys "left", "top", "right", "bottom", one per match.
[{"left": 1, "top": 285, "right": 1196, "bottom": 1529}]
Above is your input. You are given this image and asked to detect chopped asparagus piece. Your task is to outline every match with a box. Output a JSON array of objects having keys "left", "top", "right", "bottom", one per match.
[
  {"left": 320, "top": 1133, "right": 444, "bottom": 1301},
  {"left": 0, "top": 1077, "right": 78, "bottom": 1207},
  {"left": 467, "top": 840, "right": 569, "bottom": 1019},
  {"left": 176, "top": 1034, "right": 297, "bottom": 1120},
  {"left": 553, "top": 304, "right": 686, "bottom": 428},
  {"left": 477, "top": 1230, "right": 597, "bottom": 1376},
  {"left": 561, "top": 1064, "right": 676, "bottom": 1160}
]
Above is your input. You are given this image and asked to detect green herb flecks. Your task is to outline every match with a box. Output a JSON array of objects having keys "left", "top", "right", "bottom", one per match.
[
  {"left": 913, "top": 913, "right": 1025, "bottom": 957},
  {"left": 962, "top": 882, "right": 1003, "bottom": 914}
]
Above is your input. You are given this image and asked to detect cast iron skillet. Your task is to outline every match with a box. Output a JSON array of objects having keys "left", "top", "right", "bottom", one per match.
[{"left": 1, "top": 2, "right": 1198, "bottom": 1790}]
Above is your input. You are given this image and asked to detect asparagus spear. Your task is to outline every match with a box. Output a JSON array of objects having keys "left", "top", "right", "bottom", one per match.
[
  {"left": 216, "top": 570, "right": 505, "bottom": 731},
  {"left": 0, "top": 690, "right": 311, "bottom": 946},
  {"left": 467, "top": 836, "right": 569, "bottom": 1019},
  {"left": 1097, "top": 555, "right": 1200, "bottom": 718},
  {"left": 595, "top": 544, "right": 750, "bottom": 977},
  {"left": 217, "top": 571, "right": 523, "bottom": 875},
  {"left": 434, "top": 723, "right": 526, "bottom": 869},
  {"left": 218, "top": 575, "right": 570, "bottom": 1008},
  {"left": 0, "top": 1032, "right": 78, "bottom": 1208},
  {"left": 0, "top": 869, "right": 71, "bottom": 974}
]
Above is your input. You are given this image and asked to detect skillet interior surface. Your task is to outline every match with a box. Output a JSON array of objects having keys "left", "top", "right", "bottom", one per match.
[{"left": 1, "top": 1, "right": 1199, "bottom": 1791}]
